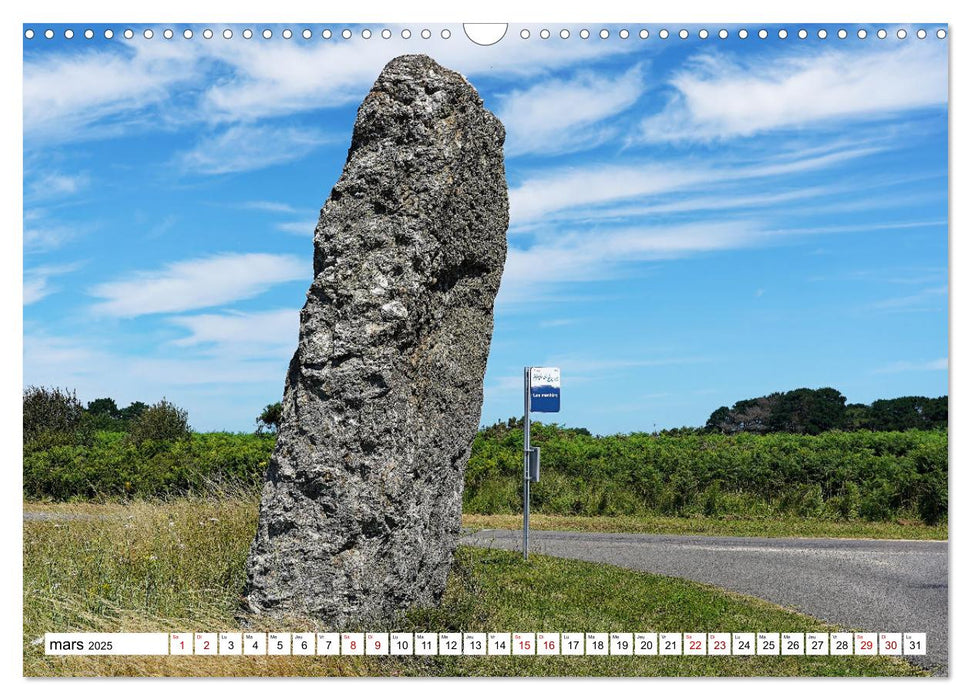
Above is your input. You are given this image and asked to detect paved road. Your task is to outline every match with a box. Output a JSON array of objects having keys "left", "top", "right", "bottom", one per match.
[{"left": 461, "top": 529, "right": 948, "bottom": 674}]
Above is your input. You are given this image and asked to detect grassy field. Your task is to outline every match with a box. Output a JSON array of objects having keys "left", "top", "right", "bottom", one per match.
[
  {"left": 464, "top": 513, "right": 948, "bottom": 540},
  {"left": 24, "top": 497, "right": 924, "bottom": 677},
  {"left": 26, "top": 499, "right": 948, "bottom": 541}
]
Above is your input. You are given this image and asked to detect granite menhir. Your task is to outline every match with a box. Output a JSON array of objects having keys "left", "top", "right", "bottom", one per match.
[{"left": 244, "top": 54, "right": 508, "bottom": 625}]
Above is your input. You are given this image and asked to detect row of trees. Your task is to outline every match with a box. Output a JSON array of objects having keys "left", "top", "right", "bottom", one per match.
[
  {"left": 23, "top": 386, "right": 191, "bottom": 450},
  {"left": 706, "top": 389, "right": 947, "bottom": 436}
]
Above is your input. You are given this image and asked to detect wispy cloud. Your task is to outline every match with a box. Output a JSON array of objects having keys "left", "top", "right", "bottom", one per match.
[
  {"left": 25, "top": 171, "right": 90, "bottom": 201},
  {"left": 240, "top": 200, "right": 301, "bottom": 214},
  {"left": 498, "top": 65, "right": 646, "bottom": 156},
  {"left": 23, "top": 40, "right": 201, "bottom": 143},
  {"left": 24, "top": 332, "right": 295, "bottom": 396},
  {"left": 23, "top": 208, "right": 86, "bottom": 253},
  {"left": 869, "top": 285, "right": 948, "bottom": 311},
  {"left": 89, "top": 252, "right": 307, "bottom": 317},
  {"left": 639, "top": 42, "right": 947, "bottom": 143},
  {"left": 275, "top": 220, "right": 317, "bottom": 236},
  {"left": 527, "top": 185, "right": 835, "bottom": 229},
  {"left": 23, "top": 262, "right": 83, "bottom": 305},
  {"left": 168, "top": 308, "right": 299, "bottom": 360},
  {"left": 194, "top": 30, "right": 639, "bottom": 122},
  {"left": 499, "top": 220, "right": 769, "bottom": 304},
  {"left": 508, "top": 143, "right": 874, "bottom": 225},
  {"left": 873, "top": 357, "right": 948, "bottom": 374},
  {"left": 24, "top": 28, "right": 639, "bottom": 144},
  {"left": 538, "top": 318, "right": 578, "bottom": 328},
  {"left": 810, "top": 267, "right": 946, "bottom": 287},
  {"left": 176, "top": 124, "right": 332, "bottom": 175}
]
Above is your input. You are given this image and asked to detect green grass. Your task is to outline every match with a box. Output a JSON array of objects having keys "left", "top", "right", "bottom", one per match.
[
  {"left": 23, "top": 498, "right": 924, "bottom": 676},
  {"left": 463, "top": 513, "right": 947, "bottom": 540}
]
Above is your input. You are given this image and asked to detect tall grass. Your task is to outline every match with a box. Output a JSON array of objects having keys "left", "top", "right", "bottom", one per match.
[{"left": 24, "top": 498, "right": 922, "bottom": 677}]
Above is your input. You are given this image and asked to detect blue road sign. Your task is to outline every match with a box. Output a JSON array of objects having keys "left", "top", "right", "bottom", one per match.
[{"left": 529, "top": 367, "right": 560, "bottom": 413}]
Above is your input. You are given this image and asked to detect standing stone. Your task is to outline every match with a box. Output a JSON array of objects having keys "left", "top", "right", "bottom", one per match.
[{"left": 244, "top": 54, "right": 508, "bottom": 625}]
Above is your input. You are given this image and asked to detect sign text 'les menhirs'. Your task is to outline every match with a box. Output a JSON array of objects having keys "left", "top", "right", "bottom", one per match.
[{"left": 529, "top": 367, "right": 560, "bottom": 413}]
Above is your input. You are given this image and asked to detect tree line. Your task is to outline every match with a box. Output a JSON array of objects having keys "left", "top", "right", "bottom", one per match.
[
  {"left": 705, "top": 388, "right": 946, "bottom": 436},
  {"left": 23, "top": 386, "right": 191, "bottom": 450},
  {"left": 22, "top": 386, "right": 947, "bottom": 524}
]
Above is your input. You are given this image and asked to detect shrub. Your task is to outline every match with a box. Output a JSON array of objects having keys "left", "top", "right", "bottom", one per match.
[
  {"left": 917, "top": 472, "right": 947, "bottom": 525},
  {"left": 702, "top": 483, "right": 723, "bottom": 517},
  {"left": 859, "top": 480, "right": 896, "bottom": 521},
  {"left": 127, "top": 399, "right": 191, "bottom": 446},
  {"left": 23, "top": 386, "right": 90, "bottom": 449},
  {"left": 829, "top": 482, "right": 860, "bottom": 520}
]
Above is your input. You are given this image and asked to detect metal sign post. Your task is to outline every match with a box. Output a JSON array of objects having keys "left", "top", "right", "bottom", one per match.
[
  {"left": 523, "top": 366, "right": 530, "bottom": 561},
  {"left": 523, "top": 366, "right": 559, "bottom": 561}
]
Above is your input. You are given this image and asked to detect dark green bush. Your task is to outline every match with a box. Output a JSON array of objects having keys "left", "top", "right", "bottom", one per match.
[
  {"left": 463, "top": 426, "right": 945, "bottom": 523},
  {"left": 127, "top": 399, "right": 191, "bottom": 446},
  {"left": 917, "top": 471, "right": 948, "bottom": 525},
  {"left": 23, "top": 386, "right": 91, "bottom": 450},
  {"left": 23, "top": 431, "right": 275, "bottom": 500}
]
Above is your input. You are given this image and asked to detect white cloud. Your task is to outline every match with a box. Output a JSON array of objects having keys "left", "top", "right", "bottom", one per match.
[
  {"left": 498, "top": 65, "right": 645, "bottom": 156},
  {"left": 168, "top": 309, "right": 299, "bottom": 360},
  {"left": 23, "top": 263, "right": 82, "bottom": 305},
  {"left": 24, "top": 224, "right": 77, "bottom": 253},
  {"left": 276, "top": 220, "right": 317, "bottom": 236},
  {"left": 549, "top": 185, "right": 833, "bottom": 226},
  {"left": 508, "top": 143, "right": 873, "bottom": 225},
  {"left": 23, "top": 209, "right": 86, "bottom": 253},
  {"left": 538, "top": 318, "right": 578, "bottom": 328},
  {"left": 176, "top": 125, "right": 332, "bottom": 175},
  {"left": 241, "top": 200, "right": 301, "bottom": 214},
  {"left": 194, "top": 29, "right": 640, "bottom": 122},
  {"left": 89, "top": 252, "right": 307, "bottom": 317},
  {"left": 511, "top": 164, "right": 708, "bottom": 225},
  {"left": 23, "top": 26, "right": 639, "bottom": 144},
  {"left": 23, "top": 40, "right": 201, "bottom": 143},
  {"left": 23, "top": 278, "right": 48, "bottom": 306},
  {"left": 498, "top": 221, "right": 769, "bottom": 304},
  {"left": 639, "top": 42, "right": 947, "bottom": 143},
  {"left": 25, "top": 171, "right": 90, "bottom": 201},
  {"left": 873, "top": 358, "right": 948, "bottom": 374}
]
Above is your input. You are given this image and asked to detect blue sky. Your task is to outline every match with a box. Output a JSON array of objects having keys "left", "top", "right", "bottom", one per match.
[{"left": 23, "top": 23, "right": 949, "bottom": 434}]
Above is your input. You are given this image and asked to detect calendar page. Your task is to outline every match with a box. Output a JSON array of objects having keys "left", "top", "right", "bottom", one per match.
[{"left": 21, "top": 10, "right": 948, "bottom": 682}]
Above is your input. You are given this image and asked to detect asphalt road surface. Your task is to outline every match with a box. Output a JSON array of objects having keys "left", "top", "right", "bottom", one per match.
[{"left": 461, "top": 529, "right": 948, "bottom": 674}]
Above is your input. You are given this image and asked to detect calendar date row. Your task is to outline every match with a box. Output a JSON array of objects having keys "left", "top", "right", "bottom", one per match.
[{"left": 45, "top": 631, "right": 926, "bottom": 657}]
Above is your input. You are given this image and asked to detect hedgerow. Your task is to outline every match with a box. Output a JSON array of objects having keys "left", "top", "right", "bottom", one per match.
[{"left": 23, "top": 425, "right": 947, "bottom": 524}]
